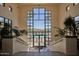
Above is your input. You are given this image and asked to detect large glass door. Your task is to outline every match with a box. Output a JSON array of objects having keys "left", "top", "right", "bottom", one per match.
[{"left": 27, "top": 8, "right": 51, "bottom": 49}]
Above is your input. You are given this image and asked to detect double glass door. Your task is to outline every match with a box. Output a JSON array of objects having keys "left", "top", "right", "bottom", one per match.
[{"left": 33, "top": 34, "right": 46, "bottom": 47}]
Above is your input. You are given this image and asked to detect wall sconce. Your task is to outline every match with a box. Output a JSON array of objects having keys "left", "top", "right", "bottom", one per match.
[
  {"left": 0, "top": 3, "right": 5, "bottom": 7},
  {"left": 8, "top": 6, "right": 12, "bottom": 12},
  {"left": 66, "top": 5, "right": 70, "bottom": 11}
]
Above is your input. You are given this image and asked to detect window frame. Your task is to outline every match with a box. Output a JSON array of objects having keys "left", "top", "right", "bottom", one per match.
[{"left": 27, "top": 8, "right": 51, "bottom": 47}]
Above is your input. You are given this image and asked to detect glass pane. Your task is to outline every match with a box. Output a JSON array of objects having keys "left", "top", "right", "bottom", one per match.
[
  {"left": 28, "top": 17, "right": 33, "bottom": 20},
  {"left": 39, "top": 21, "right": 44, "bottom": 29},
  {"left": 28, "top": 15, "right": 32, "bottom": 18},
  {"left": 34, "top": 21, "right": 39, "bottom": 29},
  {"left": 34, "top": 36, "right": 39, "bottom": 46},
  {"left": 40, "top": 8, "right": 44, "bottom": 13},
  {"left": 75, "top": 16, "right": 79, "bottom": 22},
  {"left": 9, "top": 20, "right": 11, "bottom": 25},
  {"left": 34, "top": 21, "right": 44, "bottom": 30},
  {"left": 33, "top": 8, "right": 39, "bottom": 13},
  {"left": 40, "top": 36, "right": 44, "bottom": 46},
  {"left": 46, "top": 10, "right": 48, "bottom": 14},
  {"left": 28, "top": 20, "right": 32, "bottom": 24},
  {"left": 48, "top": 11, "right": 51, "bottom": 14},
  {"left": 34, "top": 14, "right": 39, "bottom": 20},
  {"left": 27, "top": 11, "right": 32, "bottom": 15},
  {"left": 48, "top": 16, "right": 51, "bottom": 19},
  {"left": 0, "top": 17, "right": 4, "bottom": 28},
  {"left": 0, "top": 17, "right": 4, "bottom": 22},
  {"left": 5, "top": 19, "right": 8, "bottom": 23},
  {"left": 40, "top": 14, "right": 45, "bottom": 20}
]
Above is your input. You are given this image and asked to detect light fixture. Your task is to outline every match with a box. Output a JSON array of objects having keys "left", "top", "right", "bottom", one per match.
[
  {"left": 8, "top": 6, "right": 12, "bottom": 12},
  {"left": 66, "top": 5, "right": 70, "bottom": 11}
]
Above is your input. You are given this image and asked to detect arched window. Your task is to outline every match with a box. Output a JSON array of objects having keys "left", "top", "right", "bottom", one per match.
[{"left": 27, "top": 8, "right": 51, "bottom": 47}]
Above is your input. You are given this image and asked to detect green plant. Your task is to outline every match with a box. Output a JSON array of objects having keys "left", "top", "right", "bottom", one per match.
[
  {"left": 0, "top": 23, "right": 12, "bottom": 38},
  {"left": 64, "top": 16, "right": 76, "bottom": 36},
  {"left": 12, "top": 28, "right": 20, "bottom": 37},
  {"left": 12, "top": 28, "right": 27, "bottom": 37}
]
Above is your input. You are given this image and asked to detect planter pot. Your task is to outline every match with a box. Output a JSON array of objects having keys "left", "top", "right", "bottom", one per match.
[{"left": 65, "top": 36, "right": 77, "bottom": 55}]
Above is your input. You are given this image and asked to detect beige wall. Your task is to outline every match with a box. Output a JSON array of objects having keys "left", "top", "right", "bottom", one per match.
[
  {"left": 18, "top": 4, "right": 60, "bottom": 41},
  {"left": 0, "top": 3, "right": 19, "bottom": 27}
]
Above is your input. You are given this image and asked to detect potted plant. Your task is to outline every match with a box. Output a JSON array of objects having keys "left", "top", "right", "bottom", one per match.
[
  {"left": 12, "top": 28, "right": 20, "bottom": 37},
  {"left": 20, "top": 29, "right": 27, "bottom": 35},
  {"left": 64, "top": 16, "right": 76, "bottom": 36},
  {"left": 1, "top": 23, "right": 12, "bottom": 38},
  {"left": 12, "top": 28, "right": 27, "bottom": 37}
]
